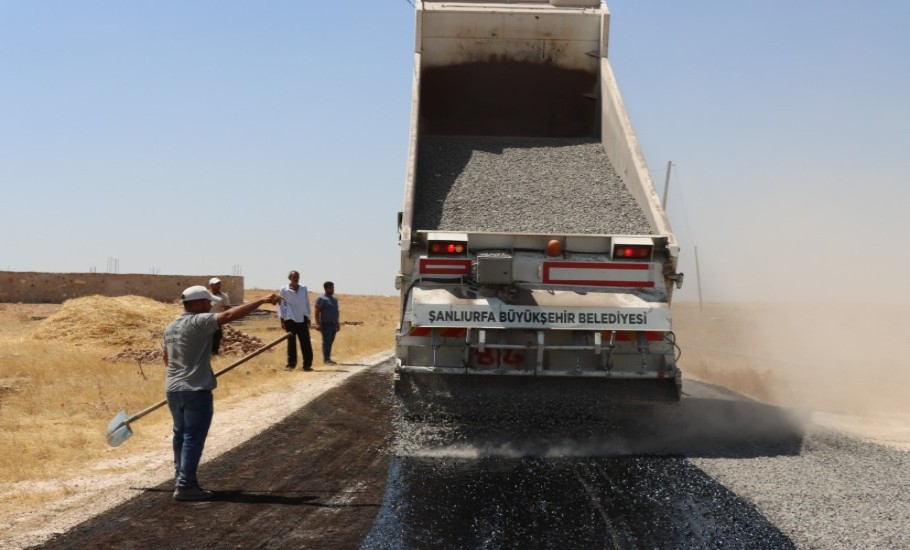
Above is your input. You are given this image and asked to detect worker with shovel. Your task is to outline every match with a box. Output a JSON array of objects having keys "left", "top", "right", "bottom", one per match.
[{"left": 163, "top": 285, "right": 280, "bottom": 501}]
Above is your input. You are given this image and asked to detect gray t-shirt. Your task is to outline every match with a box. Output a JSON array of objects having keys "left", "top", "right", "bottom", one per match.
[
  {"left": 164, "top": 312, "right": 219, "bottom": 392},
  {"left": 315, "top": 294, "right": 339, "bottom": 323}
]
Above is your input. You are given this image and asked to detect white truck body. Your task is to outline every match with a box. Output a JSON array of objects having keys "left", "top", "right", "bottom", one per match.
[{"left": 396, "top": 0, "right": 683, "bottom": 403}]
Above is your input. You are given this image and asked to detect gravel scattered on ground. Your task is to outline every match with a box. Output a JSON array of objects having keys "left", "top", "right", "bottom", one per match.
[
  {"left": 693, "top": 428, "right": 910, "bottom": 549},
  {"left": 378, "top": 378, "right": 910, "bottom": 549}
]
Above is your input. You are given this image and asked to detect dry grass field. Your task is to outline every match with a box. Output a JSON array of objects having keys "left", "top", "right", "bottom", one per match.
[
  {"left": 2, "top": 295, "right": 909, "bottom": 530},
  {"left": 0, "top": 290, "right": 397, "bottom": 520}
]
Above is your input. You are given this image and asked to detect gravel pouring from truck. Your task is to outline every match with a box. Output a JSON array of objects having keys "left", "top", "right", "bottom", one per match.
[{"left": 395, "top": 0, "right": 683, "bottom": 410}]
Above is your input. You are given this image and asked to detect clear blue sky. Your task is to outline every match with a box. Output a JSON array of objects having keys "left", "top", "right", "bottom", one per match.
[{"left": 2, "top": 1, "right": 907, "bottom": 303}]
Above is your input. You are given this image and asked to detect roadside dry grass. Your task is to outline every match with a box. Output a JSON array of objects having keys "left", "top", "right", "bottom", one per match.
[{"left": 0, "top": 291, "right": 397, "bottom": 519}]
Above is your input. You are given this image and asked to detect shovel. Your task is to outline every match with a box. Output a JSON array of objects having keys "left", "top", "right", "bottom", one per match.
[{"left": 105, "top": 332, "right": 291, "bottom": 447}]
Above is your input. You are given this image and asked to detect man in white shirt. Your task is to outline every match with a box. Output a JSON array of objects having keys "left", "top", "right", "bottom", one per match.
[
  {"left": 277, "top": 270, "right": 314, "bottom": 371},
  {"left": 207, "top": 277, "right": 231, "bottom": 355}
]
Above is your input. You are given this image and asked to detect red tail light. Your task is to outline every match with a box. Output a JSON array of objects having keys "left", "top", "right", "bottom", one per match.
[
  {"left": 613, "top": 245, "right": 652, "bottom": 260},
  {"left": 429, "top": 241, "right": 467, "bottom": 256}
]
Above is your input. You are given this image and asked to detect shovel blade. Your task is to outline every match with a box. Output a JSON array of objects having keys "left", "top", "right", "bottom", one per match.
[{"left": 106, "top": 410, "right": 133, "bottom": 447}]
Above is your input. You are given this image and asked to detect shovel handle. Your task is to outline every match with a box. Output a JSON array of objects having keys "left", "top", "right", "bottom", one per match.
[
  {"left": 123, "top": 332, "right": 292, "bottom": 426},
  {"left": 212, "top": 332, "right": 291, "bottom": 379},
  {"left": 123, "top": 399, "right": 169, "bottom": 425}
]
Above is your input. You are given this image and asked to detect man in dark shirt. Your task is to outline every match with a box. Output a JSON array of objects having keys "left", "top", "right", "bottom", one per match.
[{"left": 314, "top": 281, "right": 340, "bottom": 365}]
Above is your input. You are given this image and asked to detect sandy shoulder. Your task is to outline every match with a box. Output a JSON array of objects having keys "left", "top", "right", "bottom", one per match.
[
  {"left": 0, "top": 351, "right": 393, "bottom": 550},
  {"left": 812, "top": 412, "right": 910, "bottom": 452}
]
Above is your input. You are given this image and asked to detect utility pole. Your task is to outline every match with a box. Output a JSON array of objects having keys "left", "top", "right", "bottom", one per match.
[
  {"left": 661, "top": 160, "right": 673, "bottom": 209},
  {"left": 694, "top": 246, "right": 703, "bottom": 311}
]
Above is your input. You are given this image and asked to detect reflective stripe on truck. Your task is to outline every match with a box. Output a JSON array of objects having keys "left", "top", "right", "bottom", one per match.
[
  {"left": 542, "top": 261, "right": 654, "bottom": 288},
  {"left": 419, "top": 258, "right": 472, "bottom": 276},
  {"left": 407, "top": 326, "right": 467, "bottom": 338}
]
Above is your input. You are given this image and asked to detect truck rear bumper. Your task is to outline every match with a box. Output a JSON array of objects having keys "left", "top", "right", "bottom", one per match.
[
  {"left": 397, "top": 364, "right": 676, "bottom": 379},
  {"left": 394, "top": 368, "right": 682, "bottom": 415}
]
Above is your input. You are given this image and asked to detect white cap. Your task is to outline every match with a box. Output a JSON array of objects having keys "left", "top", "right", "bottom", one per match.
[
  {"left": 208, "top": 277, "right": 221, "bottom": 285},
  {"left": 181, "top": 285, "right": 216, "bottom": 302}
]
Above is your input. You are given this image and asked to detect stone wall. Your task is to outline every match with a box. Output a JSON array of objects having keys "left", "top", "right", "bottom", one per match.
[{"left": 0, "top": 271, "right": 245, "bottom": 305}]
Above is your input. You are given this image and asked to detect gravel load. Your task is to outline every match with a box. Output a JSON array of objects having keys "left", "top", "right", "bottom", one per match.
[{"left": 413, "top": 136, "right": 653, "bottom": 235}]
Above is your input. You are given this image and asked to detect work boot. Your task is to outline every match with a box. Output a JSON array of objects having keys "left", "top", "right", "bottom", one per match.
[{"left": 173, "top": 485, "right": 214, "bottom": 501}]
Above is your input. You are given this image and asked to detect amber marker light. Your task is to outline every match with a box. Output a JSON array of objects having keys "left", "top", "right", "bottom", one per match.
[{"left": 546, "top": 239, "right": 561, "bottom": 257}]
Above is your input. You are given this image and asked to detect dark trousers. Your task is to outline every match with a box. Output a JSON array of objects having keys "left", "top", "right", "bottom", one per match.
[
  {"left": 320, "top": 322, "right": 337, "bottom": 361},
  {"left": 212, "top": 328, "right": 223, "bottom": 355},
  {"left": 284, "top": 319, "right": 313, "bottom": 369}
]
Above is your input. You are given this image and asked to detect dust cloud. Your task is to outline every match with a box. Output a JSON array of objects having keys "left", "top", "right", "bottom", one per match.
[
  {"left": 668, "top": 184, "right": 910, "bottom": 446},
  {"left": 674, "top": 301, "right": 910, "bottom": 448}
]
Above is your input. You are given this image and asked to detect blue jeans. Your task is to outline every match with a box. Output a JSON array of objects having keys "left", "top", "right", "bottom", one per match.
[
  {"left": 320, "top": 322, "right": 337, "bottom": 361},
  {"left": 167, "top": 390, "right": 214, "bottom": 489}
]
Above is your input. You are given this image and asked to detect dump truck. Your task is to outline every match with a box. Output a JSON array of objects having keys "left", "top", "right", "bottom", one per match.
[{"left": 395, "top": 0, "right": 684, "bottom": 414}]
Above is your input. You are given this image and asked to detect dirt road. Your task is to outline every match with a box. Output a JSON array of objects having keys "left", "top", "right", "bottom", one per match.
[{"left": 33, "top": 366, "right": 910, "bottom": 549}]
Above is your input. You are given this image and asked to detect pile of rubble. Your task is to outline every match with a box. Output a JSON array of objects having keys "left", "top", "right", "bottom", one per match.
[
  {"left": 103, "top": 325, "right": 267, "bottom": 364},
  {"left": 218, "top": 325, "right": 267, "bottom": 356}
]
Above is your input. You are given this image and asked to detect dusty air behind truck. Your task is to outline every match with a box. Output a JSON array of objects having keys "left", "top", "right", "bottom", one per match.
[{"left": 395, "top": 0, "right": 684, "bottom": 415}]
